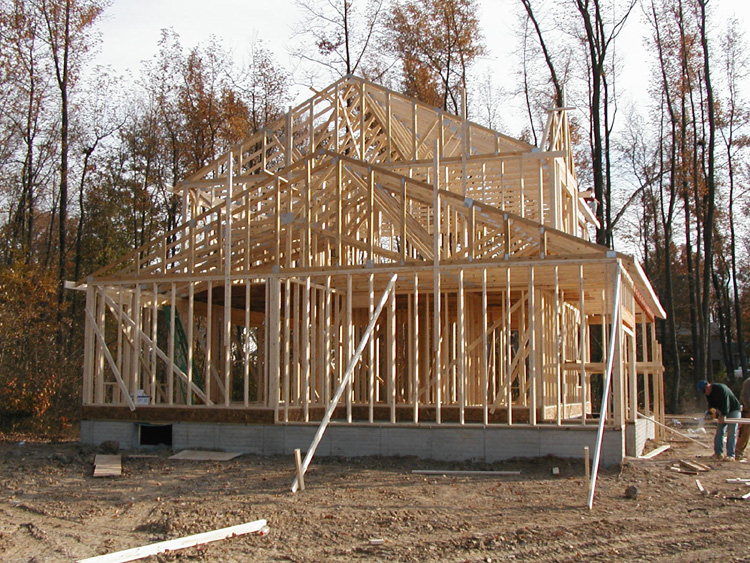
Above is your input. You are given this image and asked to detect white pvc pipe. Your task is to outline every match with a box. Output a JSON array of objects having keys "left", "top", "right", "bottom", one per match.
[
  {"left": 291, "top": 274, "right": 398, "bottom": 493},
  {"left": 587, "top": 265, "right": 621, "bottom": 509}
]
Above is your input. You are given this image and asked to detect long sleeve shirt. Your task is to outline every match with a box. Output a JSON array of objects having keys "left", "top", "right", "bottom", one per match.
[{"left": 706, "top": 383, "right": 741, "bottom": 415}]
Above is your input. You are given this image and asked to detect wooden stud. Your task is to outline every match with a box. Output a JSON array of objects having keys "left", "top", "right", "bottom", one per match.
[
  {"left": 579, "top": 265, "right": 587, "bottom": 425},
  {"left": 433, "top": 143, "right": 442, "bottom": 424},
  {"left": 187, "top": 283, "right": 195, "bottom": 405},
  {"left": 368, "top": 273, "right": 375, "bottom": 423},
  {"left": 302, "top": 278, "right": 311, "bottom": 422},
  {"left": 388, "top": 281, "right": 396, "bottom": 424},
  {"left": 82, "top": 285, "right": 95, "bottom": 404},
  {"left": 482, "top": 268, "right": 489, "bottom": 425},
  {"left": 284, "top": 279, "right": 292, "bottom": 417},
  {"left": 205, "top": 281, "right": 213, "bottom": 405},
  {"left": 244, "top": 281, "right": 251, "bottom": 407},
  {"left": 346, "top": 274, "right": 353, "bottom": 423},
  {"left": 150, "top": 283, "right": 158, "bottom": 404},
  {"left": 529, "top": 266, "right": 537, "bottom": 425},
  {"left": 458, "top": 268, "right": 465, "bottom": 424}
]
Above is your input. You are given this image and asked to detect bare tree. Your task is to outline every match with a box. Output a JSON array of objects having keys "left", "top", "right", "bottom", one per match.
[
  {"left": 719, "top": 18, "right": 750, "bottom": 380},
  {"left": 293, "top": 0, "right": 386, "bottom": 79},
  {"left": 36, "top": 0, "right": 105, "bottom": 311},
  {"left": 572, "top": 0, "right": 636, "bottom": 248}
]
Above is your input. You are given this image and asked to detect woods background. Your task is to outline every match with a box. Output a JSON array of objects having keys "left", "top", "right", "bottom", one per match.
[{"left": 0, "top": 0, "right": 747, "bottom": 431}]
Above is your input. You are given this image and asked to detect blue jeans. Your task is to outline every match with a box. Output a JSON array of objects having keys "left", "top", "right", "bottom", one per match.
[{"left": 715, "top": 410, "right": 742, "bottom": 457}]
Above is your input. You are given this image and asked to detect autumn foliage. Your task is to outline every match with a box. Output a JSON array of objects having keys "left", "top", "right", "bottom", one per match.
[{"left": 0, "top": 262, "right": 70, "bottom": 423}]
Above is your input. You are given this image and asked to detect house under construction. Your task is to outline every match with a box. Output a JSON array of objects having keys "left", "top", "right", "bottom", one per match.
[{"left": 77, "top": 76, "right": 666, "bottom": 464}]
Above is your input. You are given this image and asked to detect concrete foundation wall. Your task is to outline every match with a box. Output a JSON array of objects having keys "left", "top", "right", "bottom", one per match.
[
  {"left": 81, "top": 420, "right": 627, "bottom": 466},
  {"left": 626, "top": 418, "right": 656, "bottom": 457}
]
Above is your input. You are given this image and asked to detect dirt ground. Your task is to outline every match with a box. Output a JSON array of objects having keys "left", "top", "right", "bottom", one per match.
[{"left": 1, "top": 417, "right": 750, "bottom": 563}]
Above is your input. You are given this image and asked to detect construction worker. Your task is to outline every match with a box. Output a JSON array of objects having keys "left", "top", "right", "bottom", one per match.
[
  {"left": 697, "top": 380, "right": 742, "bottom": 461},
  {"left": 735, "top": 376, "right": 750, "bottom": 460}
]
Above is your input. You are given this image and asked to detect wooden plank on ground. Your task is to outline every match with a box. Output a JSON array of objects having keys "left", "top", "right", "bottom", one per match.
[
  {"left": 690, "top": 460, "right": 711, "bottom": 471},
  {"left": 76, "top": 518, "right": 267, "bottom": 563},
  {"left": 668, "top": 465, "right": 697, "bottom": 475},
  {"left": 638, "top": 445, "right": 670, "bottom": 459},
  {"left": 169, "top": 450, "right": 242, "bottom": 461},
  {"left": 695, "top": 479, "right": 708, "bottom": 495},
  {"left": 680, "top": 459, "right": 709, "bottom": 472},
  {"left": 93, "top": 455, "right": 121, "bottom": 477}
]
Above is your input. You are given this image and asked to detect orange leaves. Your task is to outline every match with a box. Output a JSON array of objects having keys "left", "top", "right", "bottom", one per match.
[{"left": 0, "top": 261, "right": 61, "bottom": 420}]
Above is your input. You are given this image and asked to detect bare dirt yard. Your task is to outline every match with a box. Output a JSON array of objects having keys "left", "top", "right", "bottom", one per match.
[{"left": 1, "top": 417, "right": 750, "bottom": 563}]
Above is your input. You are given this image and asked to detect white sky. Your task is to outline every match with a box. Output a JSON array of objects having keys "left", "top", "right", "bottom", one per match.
[{"left": 92, "top": 0, "right": 750, "bottom": 136}]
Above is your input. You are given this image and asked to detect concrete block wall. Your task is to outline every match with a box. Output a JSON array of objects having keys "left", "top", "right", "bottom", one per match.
[
  {"left": 81, "top": 420, "right": 626, "bottom": 466},
  {"left": 626, "top": 418, "right": 655, "bottom": 457}
]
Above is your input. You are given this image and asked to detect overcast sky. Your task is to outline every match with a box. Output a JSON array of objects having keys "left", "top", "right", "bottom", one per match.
[{"left": 92, "top": 0, "right": 750, "bottom": 136}]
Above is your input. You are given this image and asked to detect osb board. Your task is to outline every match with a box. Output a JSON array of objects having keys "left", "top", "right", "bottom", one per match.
[
  {"left": 169, "top": 450, "right": 242, "bottom": 461},
  {"left": 93, "top": 454, "right": 121, "bottom": 477}
]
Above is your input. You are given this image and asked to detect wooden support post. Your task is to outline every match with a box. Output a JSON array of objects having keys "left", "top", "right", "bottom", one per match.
[
  {"left": 187, "top": 283, "right": 195, "bottom": 405},
  {"left": 433, "top": 143, "right": 442, "bottom": 424},
  {"left": 274, "top": 177, "right": 281, "bottom": 269},
  {"left": 205, "top": 282, "right": 213, "bottom": 405},
  {"left": 386, "top": 91, "right": 392, "bottom": 163},
  {"left": 284, "top": 279, "right": 292, "bottom": 418},
  {"left": 482, "top": 268, "right": 489, "bottom": 425},
  {"left": 579, "top": 264, "right": 587, "bottom": 425},
  {"left": 150, "top": 283, "right": 158, "bottom": 404},
  {"left": 412, "top": 100, "right": 418, "bottom": 160},
  {"left": 554, "top": 266, "right": 561, "bottom": 424},
  {"left": 629, "top": 329, "right": 638, "bottom": 424},
  {"left": 324, "top": 276, "right": 332, "bottom": 407},
  {"left": 223, "top": 283, "right": 232, "bottom": 407},
  {"left": 401, "top": 178, "right": 407, "bottom": 263},
  {"left": 368, "top": 274, "right": 375, "bottom": 423},
  {"left": 305, "top": 160, "right": 312, "bottom": 268},
  {"left": 612, "top": 266, "right": 624, "bottom": 429},
  {"left": 336, "top": 159, "right": 343, "bottom": 266},
  {"left": 458, "top": 268, "right": 466, "bottom": 424},
  {"left": 505, "top": 267, "right": 512, "bottom": 424},
  {"left": 360, "top": 80, "right": 366, "bottom": 157},
  {"left": 368, "top": 167, "right": 374, "bottom": 262},
  {"left": 584, "top": 445, "right": 590, "bottom": 493},
  {"left": 269, "top": 278, "right": 281, "bottom": 422},
  {"left": 132, "top": 285, "right": 142, "bottom": 402},
  {"left": 294, "top": 448, "right": 305, "bottom": 491},
  {"left": 529, "top": 266, "right": 537, "bottom": 425},
  {"left": 83, "top": 284, "right": 95, "bottom": 405},
  {"left": 346, "top": 275, "right": 353, "bottom": 423},
  {"left": 301, "top": 278, "right": 311, "bottom": 422},
  {"left": 224, "top": 153, "right": 234, "bottom": 407},
  {"left": 413, "top": 272, "right": 420, "bottom": 423},
  {"left": 389, "top": 282, "right": 396, "bottom": 424},
  {"left": 642, "top": 318, "right": 650, "bottom": 416},
  {"left": 114, "top": 289, "right": 123, "bottom": 402},
  {"left": 244, "top": 282, "right": 251, "bottom": 407}
]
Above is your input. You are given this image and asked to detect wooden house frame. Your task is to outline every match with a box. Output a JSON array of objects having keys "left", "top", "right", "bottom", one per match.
[{"left": 77, "top": 76, "right": 665, "bottom": 463}]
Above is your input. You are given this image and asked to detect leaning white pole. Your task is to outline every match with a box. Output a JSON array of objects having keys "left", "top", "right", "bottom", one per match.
[
  {"left": 291, "top": 273, "right": 398, "bottom": 493},
  {"left": 76, "top": 519, "right": 267, "bottom": 563},
  {"left": 587, "top": 264, "right": 622, "bottom": 509},
  {"left": 637, "top": 412, "right": 712, "bottom": 449}
]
